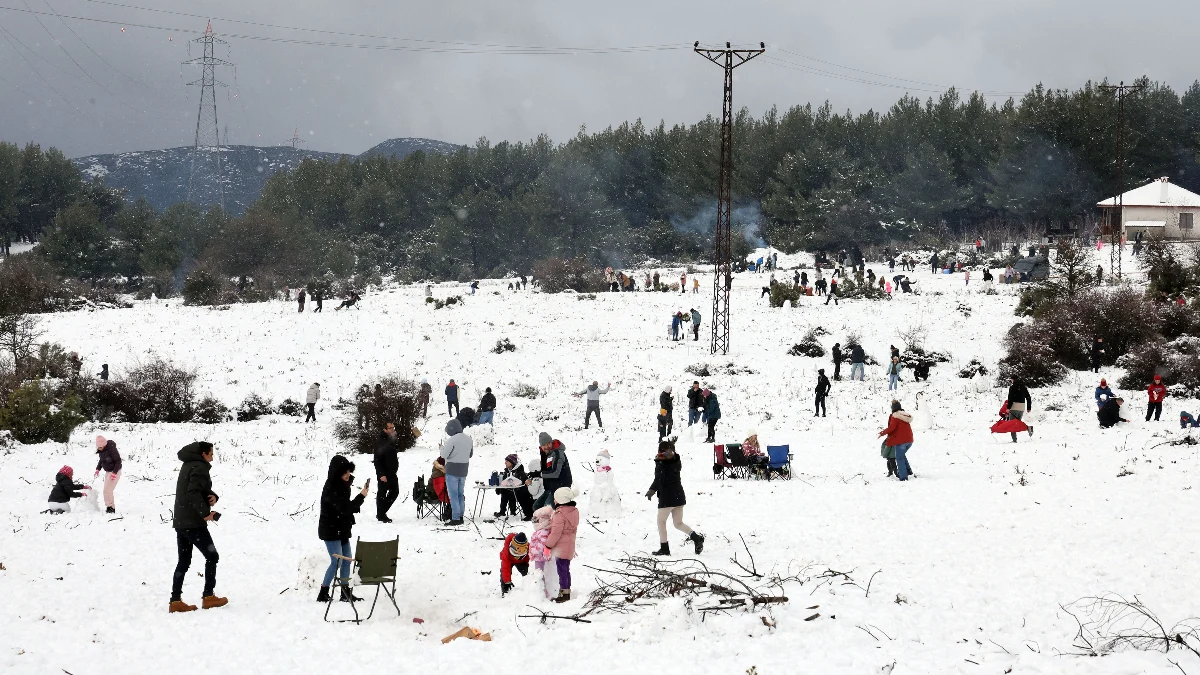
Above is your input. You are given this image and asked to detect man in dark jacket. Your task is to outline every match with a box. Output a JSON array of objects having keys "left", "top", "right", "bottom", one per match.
[
  {"left": 657, "top": 386, "right": 674, "bottom": 439},
  {"left": 703, "top": 389, "right": 721, "bottom": 443},
  {"left": 417, "top": 379, "right": 432, "bottom": 417},
  {"left": 686, "top": 381, "right": 703, "bottom": 426},
  {"left": 1098, "top": 396, "right": 1127, "bottom": 428},
  {"left": 456, "top": 406, "right": 476, "bottom": 430},
  {"left": 446, "top": 379, "right": 459, "bottom": 417},
  {"left": 297, "top": 289, "right": 306, "bottom": 313},
  {"left": 1004, "top": 377, "right": 1034, "bottom": 441},
  {"left": 850, "top": 344, "right": 866, "bottom": 381},
  {"left": 646, "top": 439, "right": 704, "bottom": 556},
  {"left": 529, "top": 432, "right": 571, "bottom": 510},
  {"left": 814, "top": 369, "right": 831, "bottom": 417},
  {"left": 373, "top": 423, "right": 399, "bottom": 522},
  {"left": 478, "top": 387, "right": 497, "bottom": 425},
  {"left": 1091, "top": 337, "right": 1105, "bottom": 374},
  {"left": 318, "top": 455, "right": 368, "bottom": 602},
  {"left": 831, "top": 343, "right": 843, "bottom": 380},
  {"left": 170, "top": 442, "right": 226, "bottom": 612}
]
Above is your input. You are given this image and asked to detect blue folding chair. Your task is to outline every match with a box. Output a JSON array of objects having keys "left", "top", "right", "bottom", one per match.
[{"left": 765, "top": 445, "right": 792, "bottom": 480}]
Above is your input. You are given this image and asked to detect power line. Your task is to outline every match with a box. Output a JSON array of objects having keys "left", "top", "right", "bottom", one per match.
[
  {"left": 0, "top": 25, "right": 88, "bottom": 117},
  {"left": 762, "top": 54, "right": 1024, "bottom": 97},
  {"left": 20, "top": 0, "right": 108, "bottom": 90},
  {"left": 43, "top": 0, "right": 154, "bottom": 90},
  {"left": 0, "top": 4, "right": 684, "bottom": 54}
]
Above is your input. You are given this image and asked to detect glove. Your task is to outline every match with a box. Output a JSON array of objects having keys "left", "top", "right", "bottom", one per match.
[
  {"left": 501, "top": 581, "right": 513, "bottom": 595},
  {"left": 645, "top": 490, "right": 654, "bottom": 500}
]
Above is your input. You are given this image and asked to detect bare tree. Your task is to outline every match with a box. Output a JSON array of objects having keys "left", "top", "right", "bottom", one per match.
[
  {"left": 1049, "top": 238, "right": 1095, "bottom": 298},
  {"left": 0, "top": 314, "right": 43, "bottom": 375}
]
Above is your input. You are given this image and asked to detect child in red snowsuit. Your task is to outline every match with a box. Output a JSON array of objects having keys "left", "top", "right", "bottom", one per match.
[{"left": 499, "top": 532, "right": 529, "bottom": 595}]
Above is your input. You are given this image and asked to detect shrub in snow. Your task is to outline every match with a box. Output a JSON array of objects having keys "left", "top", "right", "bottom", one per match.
[
  {"left": 576, "top": 294, "right": 597, "bottom": 301},
  {"left": 491, "top": 338, "right": 516, "bottom": 354},
  {"left": 182, "top": 270, "right": 224, "bottom": 306},
  {"left": 1116, "top": 336, "right": 1200, "bottom": 396},
  {"left": 0, "top": 254, "right": 76, "bottom": 315},
  {"left": 236, "top": 393, "right": 274, "bottom": 422},
  {"left": 333, "top": 374, "right": 420, "bottom": 455},
  {"left": 788, "top": 327, "right": 827, "bottom": 358},
  {"left": 276, "top": 398, "right": 304, "bottom": 417},
  {"left": 900, "top": 346, "right": 949, "bottom": 372},
  {"left": 684, "top": 363, "right": 712, "bottom": 377},
  {"left": 532, "top": 257, "right": 605, "bottom": 293},
  {"left": 83, "top": 355, "right": 199, "bottom": 423},
  {"left": 510, "top": 383, "right": 541, "bottom": 399},
  {"left": 838, "top": 278, "right": 891, "bottom": 301},
  {"left": 768, "top": 284, "right": 801, "bottom": 308},
  {"left": 997, "top": 323, "right": 1066, "bottom": 387},
  {"left": 1158, "top": 300, "right": 1200, "bottom": 340},
  {"left": 193, "top": 395, "right": 231, "bottom": 424},
  {"left": 425, "top": 295, "right": 463, "bottom": 310},
  {"left": 957, "top": 359, "right": 988, "bottom": 378},
  {"left": 134, "top": 272, "right": 177, "bottom": 301},
  {"left": 0, "top": 380, "right": 85, "bottom": 443},
  {"left": 843, "top": 331, "right": 879, "bottom": 366}
]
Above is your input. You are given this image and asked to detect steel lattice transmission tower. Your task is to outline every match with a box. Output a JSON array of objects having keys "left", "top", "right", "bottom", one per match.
[
  {"left": 184, "top": 21, "right": 233, "bottom": 209},
  {"left": 694, "top": 41, "right": 764, "bottom": 355},
  {"left": 1098, "top": 81, "right": 1144, "bottom": 282}
]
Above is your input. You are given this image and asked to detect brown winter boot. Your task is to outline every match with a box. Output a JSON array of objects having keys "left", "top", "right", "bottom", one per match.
[
  {"left": 169, "top": 600, "right": 197, "bottom": 613},
  {"left": 201, "top": 595, "right": 228, "bottom": 609},
  {"left": 553, "top": 589, "right": 571, "bottom": 603}
]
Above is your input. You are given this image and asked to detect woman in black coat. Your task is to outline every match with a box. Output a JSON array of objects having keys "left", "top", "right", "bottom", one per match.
[
  {"left": 645, "top": 439, "right": 704, "bottom": 557},
  {"left": 318, "top": 455, "right": 368, "bottom": 602}
]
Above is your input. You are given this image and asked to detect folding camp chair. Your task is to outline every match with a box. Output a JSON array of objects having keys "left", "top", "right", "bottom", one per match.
[
  {"left": 765, "top": 445, "right": 793, "bottom": 480},
  {"left": 323, "top": 537, "right": 401, "bottom": 624},
  {"left": 725, "top": 444, "right": 752, "bottom": 480},
  {"left": 413, "top": 475, "right": 440, "bottom": 520},
  {"left": 713, "top": 444, "right": 735, "bottom": 479}
]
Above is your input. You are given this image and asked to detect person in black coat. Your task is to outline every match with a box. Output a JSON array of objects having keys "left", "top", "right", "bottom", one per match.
[
  {"left": 478, "top": 388, "right": 497, "bottom": 425},
  {"left": 46, "top": 465, "right": 88, "bottom": 513},
  {"left": 646, "top": 438, "right": 704, "bottom": 557},
  {"left": 1098, "top": 397, "right": 1128, "bottom": 428},
  {"left": 318, "top": 455, "right": 369, "bottom": 603},
  {"left": 495, "top": 453, "right": 533, "bottom": 519},
  {"left": 831, "top": 343, "right": 843, "bottom": 381},
  {"left": 1004, "top": 377, "right": 1034, "bottom": 441},
  {"left": 657, "top": 386, "right": 674, "bottom": 439},
  {"left": 373, "top": 423, "right": 399, "bottom": 523},
  {"left": 1091, "top": 337, "right": 1105, "bottom": 374},
  {"left": 814, "top": 369, "right": 831, "bottom": 417},
  {"left": 686, "top": 381, "right": 703, "bottom": 426},
  {"left": 297, "top": 289, "right": 306, "bottom": 313}
]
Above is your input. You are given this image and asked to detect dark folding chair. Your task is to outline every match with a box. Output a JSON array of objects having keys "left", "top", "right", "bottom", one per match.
[
  {"left": 324, "top": 537, "right": 401, "bottom": 624},
  {"left": 413, "top": 475, "right": 440, "bottom": 520},
  {"left": 765, "top": 445, "right": 793, "bottom": 480},
  {"left": 725, "top": 444, "right": 752, "bottom": 480}
]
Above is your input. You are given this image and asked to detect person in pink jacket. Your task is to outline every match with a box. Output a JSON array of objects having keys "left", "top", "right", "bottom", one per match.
[
  {"left": 544, "top": 487, "right": 580, "bottom": 603},
  {"left": 529, "top": 506, "right": 556, "bottom": 598}
]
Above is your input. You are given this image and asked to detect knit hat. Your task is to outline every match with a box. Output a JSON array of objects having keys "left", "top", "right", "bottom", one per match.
[
  {"left": 59, "top": 465, "right": 74, "bottom": 478},
  {"left": 508, "top": 532, "right": 529, "bottom": 559},
  {"left": 538, "top": 432, "right": 553, "bottom": 446},
  {"left": 596, "top": 449, "right": 611, "bottom": 459},
  {"left": 1100, "top": 379, "right": 1107, "bottom": 386},
  {"left": 504, "top": 453, "right": 519, "bottom": 466},
  {"left": 703, "top": 388, "right": 711, "bottom": 395},
  {"left": 532, "top": 506, "right": 553, "bottom": 528},
  {"left": 95, "top": 435, "right": 107, "bottom": 450},
  {"left": 553, "top": 487, "right": 578, "bottom": 505},
  {"left": 665, "top": 385, "right": 672, "bottom": 393},
  {"left": 1153, "top": 374, "right": 1162, "bottom": 382}
]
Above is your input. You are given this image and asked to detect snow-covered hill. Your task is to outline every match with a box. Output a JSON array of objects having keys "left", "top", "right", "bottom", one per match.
[{"left": 1, "top": 261, "right": 1197, "bottom": 675}]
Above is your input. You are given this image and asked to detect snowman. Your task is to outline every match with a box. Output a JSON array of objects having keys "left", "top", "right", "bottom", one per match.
[{"left": 588, "top": 449, "right": 622, "bottom": 518}]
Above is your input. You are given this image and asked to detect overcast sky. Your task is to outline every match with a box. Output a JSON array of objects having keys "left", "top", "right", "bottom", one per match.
[{"left": 1, "top": 0, "right": 1196, "bottom": 158}]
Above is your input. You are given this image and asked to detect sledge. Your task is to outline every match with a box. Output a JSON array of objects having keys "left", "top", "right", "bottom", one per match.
[{"left": 990, "top": 418, "right": 1028, "bottom": 434}]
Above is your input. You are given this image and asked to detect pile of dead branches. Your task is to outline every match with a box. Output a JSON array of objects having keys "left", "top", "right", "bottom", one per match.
[{"left": 1063, "top": 594, "right": 1200, "bottom": 659}]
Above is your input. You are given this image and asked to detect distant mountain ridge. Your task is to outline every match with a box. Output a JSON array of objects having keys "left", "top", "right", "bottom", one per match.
[{"left": 73, "top": 137, "right": 462, "bottom": 215}]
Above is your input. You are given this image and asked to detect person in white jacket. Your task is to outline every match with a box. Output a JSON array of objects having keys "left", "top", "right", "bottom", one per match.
[{"left": 305, "top": 383, "right": 321, "bottom": 423}]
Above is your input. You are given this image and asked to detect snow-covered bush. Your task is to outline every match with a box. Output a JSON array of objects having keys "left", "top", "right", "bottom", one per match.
[
  {"left": 236, "top": 393, "right": 274, "bottom": 422},
  {"left": 333, "top": 374, "right": 420, "bottom": 454},
  {"left": 1158, "top": 300, "right": 1200, "bottom": 339},
  {"left": 684, "top": 363, "right": 712, "bottom": 377},
  {"left": 491, "top": 338, "right": 516, "bottom": 354},
  {"left": 769, "top": 284, "right": 801, "bottom": 308},
  {"left": 532, "top": 257, "right": 605, "bottom": 293},
  {"left": 788, "top": 327, "right": 826, "bottom": 358},
  {"left": 957, "top": 359, "right": 988, "bottom": 378},
  {"left": 1116, "top": 336, "right": 1200, "bottom": 396},
  {"left": 838, "top": 278, "right": 890, "bottom": 301},
  {"left": 997, "top": 323, "right": 1066, "bottom": 387},
  {"left": 0, "top": 380, "right": 85, "bottom": 443},
  {"left": 276, "top": 398, "right": 304, "bottom": 417},
  {"left": 182, "top": 269, "right": 224, "bottom": 306},
  {"left": 193, "top": 395, "right": 231, "bottom": 424},
  {"left": 84, "top": 356, "right": 199, "bottom": 423},
  {"left": 510, "top": 383, "right": 541, "bottom": 399}
]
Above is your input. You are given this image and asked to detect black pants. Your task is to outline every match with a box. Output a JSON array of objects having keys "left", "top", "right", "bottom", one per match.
[
  {"left": 585, "top": 403, "right": 602, "bottom": 429},
  {"left": 377, "top": 474, "right": 399, "bottom": 518},
  {"left": 448, "top": 401, "right": 459, "bottom": 417},
  {"left": 417, "top": 396, "right": 429, "bottom": 417},
  {"left": 1147, "top": 401, "right": 1162, "bottom": 421},
  {"left": 498, "top": 489, "right": 533, "bottom": 518},
  {"left": 657, "top": 416, "right": 672, "bottom": 439},
  {"left": 305, "top": 403, "right": 316, "bottom": 422},
  {"left": 298, "top": 302, "right": 305, "bottom": 313},
  {"left": 1092, "top": 360, "right": 1100, "bottom": 374},
  {"left": 172, "top": 527, "right": 218, "bottom": 601},
  {"left": 886, "top": 457, "right": 915, "bottom": 477},
  {"left": 705, "top": 418, "right": 717, "bottom": 442},
  {"left": 833, "top": 361, "right": 841, "bottom": 380},
  {"left": 825, "top": 292, "right": 838, "bottom": 305},
  {"left": 815, "top": 394, "right": 826, "bottom": 417},
  {"left": 693, "top": 324, "right": 700, "bottom": 341}
]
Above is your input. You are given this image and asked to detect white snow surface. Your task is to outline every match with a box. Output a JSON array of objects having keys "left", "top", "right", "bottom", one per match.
[{"left": 2, "top": 267, "right": 1198, "bottom": 675}]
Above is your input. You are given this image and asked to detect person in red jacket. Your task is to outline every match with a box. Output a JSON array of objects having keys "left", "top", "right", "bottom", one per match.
[
  {"left": 1146, "top": 374, "right": 1167, "bottom": 422},
  {"left": 499, "top": 532, "right": 530, "bottom": 595},
  {"left": 878, "top": 400, "right": 915, "bottom": 481}
]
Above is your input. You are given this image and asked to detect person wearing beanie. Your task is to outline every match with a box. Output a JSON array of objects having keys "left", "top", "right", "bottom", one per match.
[
  {"left": 445, "top": 379, "right": 460, "bottom": 418},
  {"left": 814, "top": 369, "right": 831, "bottom": 417},
  {"left": 93, "top": 435, "right": 123, "bottom": 513},
  {"left": 499, "top": 531, "right": 530, "bottom": 595},
  {"left": 317, "top": 455, "right": 369, "bottom": 603},
  {"left": 702, "top": 389, "right": 721, "bottom": 443},
  {"left": 879, "top": 400, "right": 915, "bottom": 481},
  {"left": 1180, "top": 411, "right": 1198, "bottom": 429},
  {"left": 528, "top": 432, "right": 571, "bottom": 511},
  {"left": 477, "top": 387, "right": 497, "bottom": 426},
  {"left": 46, "top": 465, "right": 89, "bottom": 514},
  {"left": 1098, "top": 396, "right": 1128, "bottom": 428},
  {"left": 1095, "top": 379, "right": 1114, "bottom": 409},
  {"left": 545, "top": 487, "right": 580, "bottom": 603},
  {"left": 496, "top": 453, "right": 533, "bottom": 520},
  {"left": 170, "top": 442, "right": 226, "bottom": 612},
  {"left": 529, "top": 506, "right": 558, "bottom": 597},
  {"left": 1146, "top": 375, "right": 1167, "bottom": 422},
  {"left": 657, "top": 386, "right": 674, "bottom": 439},
  {"left": 646, "top": 438, "right": 704, "bottom": 556},
  {"left": 440, "top": 419, "right": 473, "bottom": 525}
]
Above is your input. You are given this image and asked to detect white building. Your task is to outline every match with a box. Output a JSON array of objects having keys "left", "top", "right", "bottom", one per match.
[{"left": 1097, "top": 177, "right": 1200, "bottom": 240}]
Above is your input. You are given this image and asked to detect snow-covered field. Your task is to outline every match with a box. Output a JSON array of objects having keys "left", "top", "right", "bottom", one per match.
[{"left": 2, "top": 258, "right": 1198, "bottom": 675}]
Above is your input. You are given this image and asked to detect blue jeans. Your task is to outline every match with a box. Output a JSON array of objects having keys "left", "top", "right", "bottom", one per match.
[
  {"left": 446, "top": 474, "right": 466, "bottom": 521},
  {"left": 322, "top": 539, "right": 351, "bottom": 588},
  {"left": 478, "top": 410, "right": 494, "bottom": 425},
  {"left": 893, "top": 442, "right": 912, "bottom": 481},
  {"left": 687, "top": 408, "right": 701, "bottom": 426},
  {"left": 888, "top": 374, "right": 898, "bottom": 390},
  {"left": 850, "top": 363, "right": 865, "bottom": 380}
]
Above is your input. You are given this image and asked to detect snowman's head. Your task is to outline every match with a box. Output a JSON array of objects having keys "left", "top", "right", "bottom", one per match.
[{"left": 595, "top": 449, "right": 611, "bottom": 471}]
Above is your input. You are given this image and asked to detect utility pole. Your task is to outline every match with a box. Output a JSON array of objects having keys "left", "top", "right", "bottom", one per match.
[
  {"left": 1099, "top": 81, "right": 1143, "bottom": 281},
  {"left": 286, "top": 127, "right": 306, "bottom": 150},
  {"left": 694, "top": 41, "right": 764, "bottom": 355},
  {"left": 184, "top": 21, "right": 233, "bottom": 210}
]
